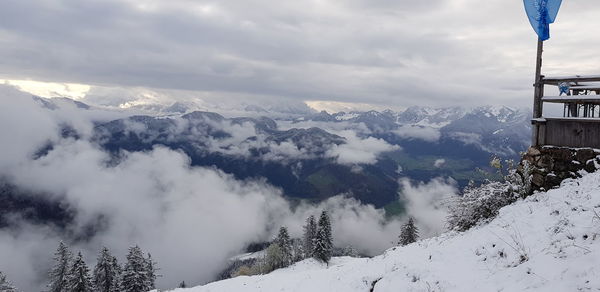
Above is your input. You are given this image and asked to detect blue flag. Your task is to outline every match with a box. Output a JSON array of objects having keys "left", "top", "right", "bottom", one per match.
[{"left": 523, "top": 0, "right": 562, "bottom": 41}]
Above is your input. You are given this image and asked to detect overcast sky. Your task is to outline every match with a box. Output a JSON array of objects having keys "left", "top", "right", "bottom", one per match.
[{"left": 1, "top": 0, "right": 599, "bottom": 110}]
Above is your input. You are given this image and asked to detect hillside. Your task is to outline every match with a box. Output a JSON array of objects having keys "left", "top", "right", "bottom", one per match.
[{"left": 176, "top": 171, "right": 600, "bottom": 291}]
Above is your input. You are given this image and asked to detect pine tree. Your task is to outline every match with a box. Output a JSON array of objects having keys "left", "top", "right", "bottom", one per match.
[
  {"left": 66, "top": 252, "right": 93, "bottom": 292},
  {"left": 121, "top": 246, "right": 148, "bottom": 292},
  {"left": 0, "top": 271, "right": 17, "bottom": 292},
  {"left": 93, "top": 247, "right": 121, "bottom": 292},
  {"left": 302, "top": 215, "right": 317, "bottom": 259},
  {"left": 275, "top": 226, "right": 293, "bottom": 268},
  {"left": 48, "top": 241, "right": 72, "bottom": 292},
  {"left": 145, "top": 253, "right": 159, "bottom": 290},
  {"left": 398, "top": 217, "right": 419, "bottom": 246},
  {"left": 313, "top": 211, "right": 333, "bottom": 264},
  {"left": 291, "top": 238, "right": 304, "bottom": 262},
  {"left": 178, "top": 281, "right": 186, "bottom": 288}
]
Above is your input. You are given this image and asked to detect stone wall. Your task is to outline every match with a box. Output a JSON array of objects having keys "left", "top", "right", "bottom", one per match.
[{"left": 521, "top": 146, "right": 600, "bottom": 191}]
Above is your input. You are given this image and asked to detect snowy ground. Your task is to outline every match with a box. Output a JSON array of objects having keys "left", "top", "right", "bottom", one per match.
[{"left": 175, "top": 172, "right": 600, "bottom": 292}]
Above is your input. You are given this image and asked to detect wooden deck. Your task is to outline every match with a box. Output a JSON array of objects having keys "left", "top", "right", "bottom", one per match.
[
  {"left": 542, "top": 95, "right": 600, "bottom": 104},
  {"left": 532, "top": 75, "right": 600, "bottom": 148}
]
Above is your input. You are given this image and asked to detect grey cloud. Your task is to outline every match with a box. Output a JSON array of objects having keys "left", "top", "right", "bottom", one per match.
[
  {"left": 2, "top": 0, "right": 597, "bottom": 109},
  {"left": 400, "top": 177, "right": 457, "bottom": 237},
  {"left": 325, "top": 130, "right": 399, "bottom": 165},
  {"left": 393, "top": 125, "right": 441, "bottom": 142}
]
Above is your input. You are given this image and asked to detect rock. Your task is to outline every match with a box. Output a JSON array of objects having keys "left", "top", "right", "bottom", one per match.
[
  {"left": 536, "top": 155, "right": 553, "bottom": 169},
  {"left": 522, "top": 147, "right": 600, "bottom": 193},
  {"left": 527, "top": 147, "right": 541, "bottom": 156},
  {"left": 532, "top": 173, "right": 545, "bottom": 187},
  {"left": 553, "top": 160, "right": 570, "bottom": 172},
  {"left": 584, "top": 160, "right": 596, "bottom": 173},
  {"left": 523, "top": 155, "right": 536, "bottom": 164},
  {"left": 545, "top": 148, "right": 573, "bottom": 161},
  {"left": 544, "top": 173, "right": 562, "bottom": 190},
  {"left": 575, "top": 149, "right": 596, "bottom": 164}
]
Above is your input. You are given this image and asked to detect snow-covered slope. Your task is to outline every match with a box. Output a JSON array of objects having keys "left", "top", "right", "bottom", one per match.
[{"left": 177, "top": 172, "right": 600, "bottom": 291}]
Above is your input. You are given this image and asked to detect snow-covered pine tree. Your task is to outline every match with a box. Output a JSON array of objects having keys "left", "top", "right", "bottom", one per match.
[
  {"left": 0, "top": 271, "right": 17, "bottom": 292},
  {"left": 291, "top": 238, "right": 304, "bottom": 262},
  {"left": 275, "top": 226, "right": 293, "bottom": 268},
  {"left": 302, "top": 215, "right": 317, "bottom": 259},
  {"left": 145, "top": 253, "right": 159, "bottom": 290},
  {"left": 93, "top": 247, "right": 121, "bottom": 292},
  {"left": 314, "top": 211, "right": 333, "bottom": 264},
  {"left": 66, "top": 252, "right": 93, "bottom": 292},
  {"left": 48, "top": 241, "right": 72, "bottom": 292},
  {"left": 398, "top": 217, "right": 419, "bottom": 246},
  {"left": 121, "top": 246, "right": 148, "bottom": 292}
]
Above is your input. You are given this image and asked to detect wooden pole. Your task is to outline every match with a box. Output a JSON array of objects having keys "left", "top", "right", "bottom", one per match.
[
  {"left": 533, "top": 39, "right": 544, "bottom": 118},
  {"left": 532, "top": 39, "right": 544, "bottom": 146}
]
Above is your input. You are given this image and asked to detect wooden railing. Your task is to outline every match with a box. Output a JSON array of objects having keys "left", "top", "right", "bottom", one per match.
[{"left": 542, "top": 75, "right": 600, "bottom": 85}]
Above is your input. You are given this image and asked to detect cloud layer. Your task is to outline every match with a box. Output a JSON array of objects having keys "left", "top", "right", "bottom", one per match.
[
  {"left": 1, "top": 1, "right": 599, "bottom": 109},
  {"left": 0, "top": 85, "right": 455, "bottom": 290}
]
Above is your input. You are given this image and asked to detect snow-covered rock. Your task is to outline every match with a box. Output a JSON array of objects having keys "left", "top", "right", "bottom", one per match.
[{"left": 177, "top": 171, "right": 600, "bottom": 291}]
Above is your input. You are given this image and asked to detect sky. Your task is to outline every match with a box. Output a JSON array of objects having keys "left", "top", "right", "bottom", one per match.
[{"left": 1, "top": 0, "right": 599, "bottom": 112}]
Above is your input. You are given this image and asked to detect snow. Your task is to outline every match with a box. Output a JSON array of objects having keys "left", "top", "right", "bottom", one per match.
[
  {"left": 414, "top": 119, "right": 451, "bottom": 129},
  {"left": 545, "top": 75, "right": 600, "bottom": 81},
  {"left": 177, "top": 171, "right": 600, "bottom": 292},
  {"left": 334, "top": 113, "right": 360, "bottom": 121},
  {"left": 229, "top": 250, "right": 266, "bottom": 262}
]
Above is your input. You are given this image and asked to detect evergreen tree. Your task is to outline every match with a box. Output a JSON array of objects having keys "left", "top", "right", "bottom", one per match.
[
  {"left": 341, "top": 245, "right": 358, "bottom": 257},
  {"left": 291, "top": 238, "right": 304, "bottom": 262},
  {"left": 48, "top": 241, "right": 72, "bottom": 292},
  {"left": 93, "top": 247, "right": 121, "bottom": 292},
  {"left": 121, "top": 246, "right": 148, "bottom": 292},
  {"left": 178, "top": 281, "right": 186, "bottom": 288},
  {"left": 302, "top": 215, "right": 317, "bottom": 259},
  {"left": 275, "top": 226, "right": 293, "bottom": 268},
  {"left": 398, "top": 217, "right": 419, "bottom": 246},
  {"left": 144, "top": 253, "right": 159, "bottom": 290},
  {"left": 0, "top": 271, "right": 17, "bottom": 292},
  {"left": 66, "top": 252, "right": 93, "bottom": 292},
  {"left": 313, "top": 211, "right": 333, "bottom": 264}
]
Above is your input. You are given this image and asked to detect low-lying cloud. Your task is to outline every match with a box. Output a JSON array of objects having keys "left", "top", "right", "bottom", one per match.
[
  {"left": 393, "top": 125, "right": 441, "bottom": 142},
  {"left": 326, "top": 130, "right": 399, "bottom": 165},
  {"left": 0, "top": 85, "right": 454, "bottom": 290},
  {"left": 400, "top": 178, "right": 458, "bottom": 237}
]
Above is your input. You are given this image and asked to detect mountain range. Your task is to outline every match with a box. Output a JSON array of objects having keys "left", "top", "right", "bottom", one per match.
[
  {"left": 2, "top": 97, "right": 532, "bottom": 230},
  {"left": 92, "top": 102, "right": 531, "bottom": 210}
]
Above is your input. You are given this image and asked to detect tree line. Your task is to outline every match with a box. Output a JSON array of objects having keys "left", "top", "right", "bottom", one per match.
[
  {"left": 229, "top": 210, "right": 334, "bottom": 277},
  {"left": 1, "top": 213, "right": 421, "bottom": 291},
  {"left": 0, "top": 242, "right": 159, "bottom": 292},
  {"left": 44, "top": 242, "right": 159, "bottom": 292},
  {"left": 229, "top": 211, "right": 420, "bottom": 277}
]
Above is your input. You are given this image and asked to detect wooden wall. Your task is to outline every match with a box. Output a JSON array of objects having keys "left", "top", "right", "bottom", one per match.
[{"left": 540, "top": 118, "right": 600, "bottom": 148}]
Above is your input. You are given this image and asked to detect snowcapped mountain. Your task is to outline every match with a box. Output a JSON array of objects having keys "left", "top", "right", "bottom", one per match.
[
  {"left": 175, "top": 171, "right": 600, "bottom": 292},
  {"left": 395, "top": 106, "right": 467, "bottom": 128},
  {"left": 296, "top": 105, "right": 527, "bottom": 132},
  {"left": 289, "top": 106, "right": 530, "bottom": 160}
]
